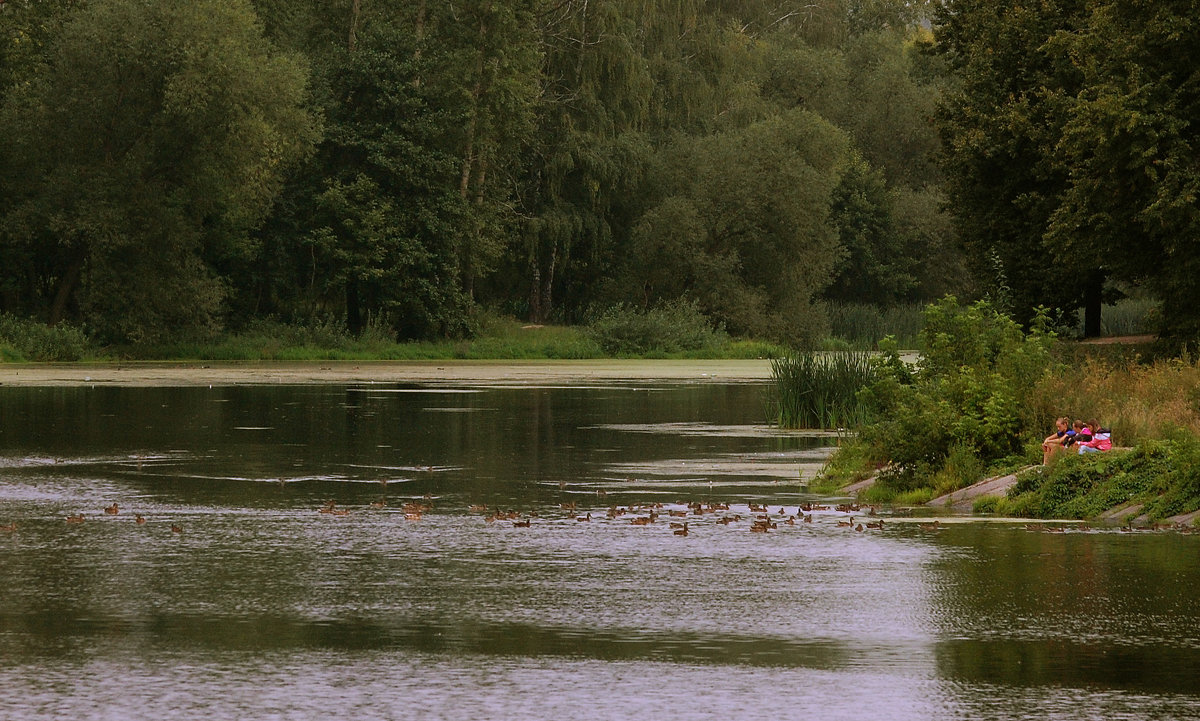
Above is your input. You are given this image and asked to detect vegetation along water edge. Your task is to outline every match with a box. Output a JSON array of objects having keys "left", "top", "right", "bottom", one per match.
[{"left": 777, "top": 298, "right": 1200, "bottom": 527}]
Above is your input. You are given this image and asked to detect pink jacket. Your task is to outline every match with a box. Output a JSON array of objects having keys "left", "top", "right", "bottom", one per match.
[{"left": 1082, "top": 430, "right": 1112, "bottom": 451}]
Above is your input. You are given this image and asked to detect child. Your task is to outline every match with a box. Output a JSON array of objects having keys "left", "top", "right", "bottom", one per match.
[
  {"left": 1042, "top": 417, "right": 1072, "bottom": 464},
  {"left": 1079, "top": 423, "right": 1112, "bottom": 454},
  {"left": 1063, "top": 420, "right": 1087, "bottom": 448}
]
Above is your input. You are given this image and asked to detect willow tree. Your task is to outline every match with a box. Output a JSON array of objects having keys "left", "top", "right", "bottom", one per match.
[{"left": 0, "top": 0, "right": 318, "bottom": 342}]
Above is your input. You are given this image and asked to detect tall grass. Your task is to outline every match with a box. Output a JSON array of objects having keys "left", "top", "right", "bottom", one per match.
[
  {"left": 1072, "top": 297, "right": 1159, "bottom": 337},
  {"left": 772, "top": 351, "right": 878, "bottom": 429},
  {"left": 825, "top": 302, "right": 923, "bottom": 350},
  {"left": 1031, "top": 355, "right": 1200, "bottom": 446}
]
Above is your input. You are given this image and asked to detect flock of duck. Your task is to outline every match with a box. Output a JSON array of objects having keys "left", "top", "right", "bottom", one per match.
[
  {"left": 460, "top": 500, "right": 901, "bottom": 535},
  {"left": 5, "top": 497, "right": 1191, "bottom": 537}
]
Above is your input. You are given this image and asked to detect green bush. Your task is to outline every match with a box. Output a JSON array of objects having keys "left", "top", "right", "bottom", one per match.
[
  {"left": 0, "top": 314, "right": 92, "bottom": 361},
  {"left": 860, "top": 298, "right": 1058, "bottom": 491},
  {"left": 586, "top": 301, "right": 728, "bottom": 356}
]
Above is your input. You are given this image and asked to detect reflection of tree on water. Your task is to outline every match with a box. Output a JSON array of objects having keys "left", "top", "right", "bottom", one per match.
[{"left": 930, "top": 525, "right": 1200, "bottom": 695}]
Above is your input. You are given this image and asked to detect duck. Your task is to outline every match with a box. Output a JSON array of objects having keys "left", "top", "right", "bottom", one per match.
[
  {"left": 576, "top": 513, "right": 591, "bottom": 522},
  {"left": 404, "top": 512, "right": 422, "bottom": 521},
  {"left": 855, "top": 524, "right": 864, "bottom": 532},
  {"left": 668, "top": 509, "right": 687, "bottom": 518},
  {"left": 104, "top": 503, "right": 119, "bottom": 515},
  {"left": 512, "top": 519, "right": 531, "bottom": 528},
  {"left": 170, "top": 524, "right": 183, "bottom": 534},
  {"left": 630, "top": 516, "right": 652, "bottom": 525},
  {"left": 865, "top": 520, "right": 884, "bottom": 530},
  {"left": 669, "top": 521, "right": 686, "bottom": 529},
  {"left": 673, "top": 522, "right": 689, "bottom": 536},
  {"left": 750, "top": 523, "right": 769, "bottom": 533},
  {"left": 803, "top": 514, "right": 813, "bottom": 523},
  {"left": 836, "top": 517, "right": 854, "bottom": 528},
  {"left": 65, "top": 514, "right": 84, "bottom": 524},
  {"left": 918, "top": 520, "right": 942, "bottom": 532},
  {"left": 135, "top": 515, "right": 146, "bottom": 525},
  {"left": 371, "top": 500, "right": 388, "bottom": 509}
]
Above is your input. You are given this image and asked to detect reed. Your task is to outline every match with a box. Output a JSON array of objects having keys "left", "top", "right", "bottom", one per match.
[
  {"left": 1071, "top": 297, "right": 1159, "bottom": 337},
  {"left": 826, "top": 302, "right": 923, "bottom": 350},
  {"left": 772, "top": 351, "right": 878, "bottom": 429}
]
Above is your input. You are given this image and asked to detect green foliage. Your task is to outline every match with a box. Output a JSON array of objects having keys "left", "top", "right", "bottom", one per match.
[
  {"left": 826, "top": 302, "right": 923, "bottom": 349},
  {"left": 862, "top": 297, "right": 1058, "bottom": 492},
  {"left": 0, "top": 0, "right": 318, "bottom": 343},
  {"left": 586, "top": 301, "right": 728, "bottom": 357},
  {"left": 772, "top": 351, "right": 880, "bottom": 429},
  {"left": 2, "top": 1, "right": 958, "bottom": 349},
  {"left": 996, "top": 440, "right": 1190, "bottom": 520},
  {"left": 626, "top": 108, "right": 850, "bottom": 345},
  {"left": 0, "top": 314, "right": 91, "bottom": 362},
  {"left": 824, "top": 155, "right": 916, "bottom": 305},
  {"left": 936, "top": 0, "right": 1200, "bottom": 342}
]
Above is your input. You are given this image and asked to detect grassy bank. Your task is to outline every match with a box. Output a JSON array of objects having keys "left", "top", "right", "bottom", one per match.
[
  {"left": 0, "top": 312, "right": 790, "bottom": 363},
  {"left": 805, "top": 298, "right": 1200, "bottom": 523}
]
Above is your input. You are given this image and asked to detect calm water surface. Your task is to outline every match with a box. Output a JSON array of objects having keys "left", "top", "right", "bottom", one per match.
[{"left": 1, "top": 381, "right": 1199, "bottom": 720}]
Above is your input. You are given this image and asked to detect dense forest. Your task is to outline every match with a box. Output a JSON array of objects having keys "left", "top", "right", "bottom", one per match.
[{"left": 1, "top": 0, "right": 1195, "bottom": 347}]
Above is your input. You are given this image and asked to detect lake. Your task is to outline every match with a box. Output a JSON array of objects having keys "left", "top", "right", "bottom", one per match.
[{"left": 2, "top": 379, "right": 1199, "bottom": 720}]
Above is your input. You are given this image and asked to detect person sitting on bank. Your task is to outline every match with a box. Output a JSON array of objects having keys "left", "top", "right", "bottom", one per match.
[
  {"left": 1042, "top": 417, "right": 1072, "bottom": 464},
  {"left": 1063, "top": 420, "right": 1088, "bottom": 449},
  {"left": 1079, "top": 423, "right": 1112, "bottom": 454}
]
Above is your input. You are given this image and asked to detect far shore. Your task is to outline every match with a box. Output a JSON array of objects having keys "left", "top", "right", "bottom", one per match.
[{"left": 0, "top": 359, "right": 776, "bottom": 387}]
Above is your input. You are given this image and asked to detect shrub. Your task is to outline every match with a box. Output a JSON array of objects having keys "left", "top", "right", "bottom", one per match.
[
  {"left": 586, "top": 301, "right": 728, "bottom": 356},
  {"left": 858, "top": 298, "right": 1058, "bottom": 490},
  {"left": 0, "top": 314, "right": 92, "bottom": 362}
]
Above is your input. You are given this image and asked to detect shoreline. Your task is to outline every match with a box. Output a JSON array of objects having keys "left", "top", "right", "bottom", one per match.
[{"left": 0, "top": 359, "right": 776, "bottom": 387}]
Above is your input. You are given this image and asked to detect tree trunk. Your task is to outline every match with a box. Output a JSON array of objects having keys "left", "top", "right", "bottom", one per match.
[
  {"left": 349, "top": 0, "right": 362, "bottom": 52},
  {"left": 459, "top": 5, "right": 491, "bottom": 300},
  {"left": 48, "top": 252, "right": 85, "bottom": 326}
]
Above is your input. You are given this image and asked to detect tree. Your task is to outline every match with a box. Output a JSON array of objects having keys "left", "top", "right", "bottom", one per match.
[
  {"left": 1045, "top": 1, "right": 1200, "bottom": 341},
  {"left": 628, "top": 109, "right": 850, "bottom": 345},
  {"left": 0, "top": 0, "right": 318, "bottom": 342},
  {"left": 933, "top": 0, "right": 1099, "bottom": 330}
]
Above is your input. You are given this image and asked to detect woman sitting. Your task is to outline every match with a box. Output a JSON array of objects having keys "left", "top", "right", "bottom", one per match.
[{"left": 1042, "top": 417, "right": 1072, "bottom": 464}]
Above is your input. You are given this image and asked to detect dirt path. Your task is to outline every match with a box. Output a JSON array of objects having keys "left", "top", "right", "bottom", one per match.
[{"left": 0, "top": 359, "right": 776, "bottom": 387}]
